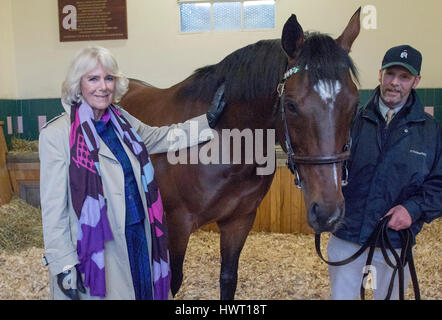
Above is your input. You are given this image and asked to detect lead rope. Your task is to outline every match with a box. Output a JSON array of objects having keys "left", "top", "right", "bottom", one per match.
[{"left": 315, "top": 217, "right": 420, "bottom": 300}]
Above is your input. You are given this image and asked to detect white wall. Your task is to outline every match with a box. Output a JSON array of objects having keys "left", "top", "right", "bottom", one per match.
[
  {"left": 4, "top": 0, "right": 442, "bottom": 99},
  {"left": 0, "top": 0, "right": 17, "bottom": 99}
]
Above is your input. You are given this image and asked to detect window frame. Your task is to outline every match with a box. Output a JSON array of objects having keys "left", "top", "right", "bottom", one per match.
[{"left": 177, "top": 0, "right": 276, "bottom": 33}]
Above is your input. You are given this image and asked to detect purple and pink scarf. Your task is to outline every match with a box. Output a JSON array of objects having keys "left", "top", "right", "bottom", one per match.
[{"left": 69, "top": 102, "right": 171, "bottom": 299}]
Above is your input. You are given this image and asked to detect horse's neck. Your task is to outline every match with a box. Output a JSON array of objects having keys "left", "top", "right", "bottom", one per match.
[
  {"left": 122, "top": 79, "right": 206, "bottom": 127},
  {"left": 124, "top": 78, "right": 278, "bottom": 130},
  {"left": 168, "top": 79, "right": 279, "bottom": 130},
  {"left": 226, "top": 97, "right": 278, "bottom": 130}
]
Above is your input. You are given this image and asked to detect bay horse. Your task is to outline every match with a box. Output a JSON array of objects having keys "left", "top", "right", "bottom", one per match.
[{"left": 120, "top": 8, "right": 361, "bottom": 299}]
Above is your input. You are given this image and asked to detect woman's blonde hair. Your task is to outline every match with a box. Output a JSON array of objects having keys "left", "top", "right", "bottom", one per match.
[{"left": 61, "top": 46, "right": 129, "bottom": 105}]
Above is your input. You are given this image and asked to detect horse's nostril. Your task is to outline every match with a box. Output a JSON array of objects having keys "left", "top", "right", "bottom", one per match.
[
  {"left": 327, "top": 211, "right": 340, "bottom": 225},
  {"left": 311, "top": 202, "right": 319, "bottom": 213},
  {"left": 308, "top": 202, "right": 344, "bottom": 231},
  {"left": 327, "top": 207, "right": 344, "bottom": 226},
  {"left": 309, "top": 202, "right": 319, "bottom": 221}
]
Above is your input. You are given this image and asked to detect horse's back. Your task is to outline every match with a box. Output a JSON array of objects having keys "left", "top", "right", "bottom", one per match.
[
  {"left": 123, "top": 78, "right": 159, "bottom": 101},
  {"left": 128, "top": 78, "right": 155, "bottom": 88},
  {"left": 120, "top": 78, "right": 175, "bottom": 126},
  {"left": 121, "top": 78, "right": 208, "bottom": 127}
]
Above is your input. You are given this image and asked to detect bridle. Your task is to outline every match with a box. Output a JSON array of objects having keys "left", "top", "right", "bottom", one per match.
[{"left": 277, "top": 65, "right": 351, "bottom": 189}]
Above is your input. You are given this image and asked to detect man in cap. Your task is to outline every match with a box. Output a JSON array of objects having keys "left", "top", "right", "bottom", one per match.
[{"left": 326, "top": 45, "right": 442, "bottom": 299}]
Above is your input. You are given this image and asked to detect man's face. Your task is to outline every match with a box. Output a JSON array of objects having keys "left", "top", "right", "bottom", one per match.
[{"left": 378, "top": 66, "right": 421, "bottom": 108}]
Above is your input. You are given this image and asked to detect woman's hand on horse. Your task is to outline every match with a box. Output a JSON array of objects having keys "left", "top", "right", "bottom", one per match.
[{"left": 206, "top": 83, "right": 227, "bottom": 128}]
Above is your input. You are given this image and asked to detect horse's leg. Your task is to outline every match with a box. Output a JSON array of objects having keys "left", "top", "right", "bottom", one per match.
[
  {"left": 167, "top": 213, "right": 193, "bottom": 297},
  {"left": 217, "top": 210, "right": 256, "bottom": 300}
]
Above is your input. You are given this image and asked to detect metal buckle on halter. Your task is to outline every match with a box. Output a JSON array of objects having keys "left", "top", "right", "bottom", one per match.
[
  {"left": 294, "top": 170, "right": 302, "bottom": 189},
  {"left": 341, "top": 165, "right": 349, "bottom": 186},
  {"left": 277, "top": 82, "right": 285, "bottom": 97},
  {"left": 341, "top": 137, "right": 352, "bottom": 186},
  {"left": 286, "top": 155, "right": 302, "bottom": 189}
]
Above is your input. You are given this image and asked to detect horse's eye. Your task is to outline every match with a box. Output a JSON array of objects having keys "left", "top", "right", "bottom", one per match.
[{"left": 286, "top": 101, "right": 298, "bottom": 113}]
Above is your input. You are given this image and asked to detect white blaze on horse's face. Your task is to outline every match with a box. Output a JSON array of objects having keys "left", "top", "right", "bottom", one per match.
[{"left": 313, "top": 80, "right": 342, "bottom": 108}]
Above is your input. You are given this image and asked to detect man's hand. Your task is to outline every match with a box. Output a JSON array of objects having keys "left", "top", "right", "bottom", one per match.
[
  {"left": 382, "top": 205, "right": 412, "bottom": 231},
  {"left": 56, "top": 265, "right": 86, "bottom": 300}
]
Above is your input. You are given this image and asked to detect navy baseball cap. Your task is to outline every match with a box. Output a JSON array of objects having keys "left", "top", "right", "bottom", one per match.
[{"left": 381, "top": 45, "right": 422, "bottom": 76}]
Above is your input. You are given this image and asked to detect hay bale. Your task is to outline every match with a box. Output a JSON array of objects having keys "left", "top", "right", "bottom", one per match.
[
  {"left": 8, "top": 137, "right": 38, "bottom": 155},
  {"left": 0, "top": 196, "right": 43, "bottom": 252}
]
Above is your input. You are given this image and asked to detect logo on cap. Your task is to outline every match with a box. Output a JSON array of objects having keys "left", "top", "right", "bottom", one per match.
[{"left": 400, "top": 50, "right": 408, "bottom": 59}]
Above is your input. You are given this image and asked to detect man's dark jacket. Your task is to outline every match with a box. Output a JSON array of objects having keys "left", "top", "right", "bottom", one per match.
[{"left": 334, "top": 86, "right": 442, "bottom": 248}]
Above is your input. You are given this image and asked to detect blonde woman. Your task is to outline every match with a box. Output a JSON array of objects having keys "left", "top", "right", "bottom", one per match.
[{"left": 39, "top": 46, "right": 225, "bottom": 299}]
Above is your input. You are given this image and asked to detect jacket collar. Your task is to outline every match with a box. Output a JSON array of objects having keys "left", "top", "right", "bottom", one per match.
[
  {"left": 62, "top": 101, "right": 72, "bottom": 115},
  {"left": 361, "top": 86, "right": 426, "bottom": 125}
]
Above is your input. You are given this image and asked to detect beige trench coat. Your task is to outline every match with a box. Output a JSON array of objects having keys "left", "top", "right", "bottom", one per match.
[{"left": 39, "top": 102, "right": 212, "bottom": 299}]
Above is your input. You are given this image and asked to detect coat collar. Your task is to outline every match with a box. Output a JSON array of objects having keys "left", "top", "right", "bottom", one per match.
[
  {"left": 62, "top": 101, "right": 72, "bottom": 115},
  {"left": 97, "top": 138, "right": 118, "bottom": 162},
  {"left": 361, "top": 86, "right": 426, "bottom": 125}
]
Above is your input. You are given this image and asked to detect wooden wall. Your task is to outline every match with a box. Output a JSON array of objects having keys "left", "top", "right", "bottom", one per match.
[
  {"left": 6, "top": 155, "right": 39, "bottom": 194},
  {"left": 253, "top": 166, "right": 313, "bottom": 234},
  {"left": 0, "top": 121, "right": 12, "bottom": 205}
]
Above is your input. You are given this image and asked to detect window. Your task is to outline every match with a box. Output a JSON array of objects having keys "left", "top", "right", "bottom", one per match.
[{"left": 179, "top": 0, "right": 275, "bottom": 32}]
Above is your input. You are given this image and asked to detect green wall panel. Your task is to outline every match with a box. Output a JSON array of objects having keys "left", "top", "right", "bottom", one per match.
[
  {"left": 0, "top": 98, "right": 63, "bottom": 148},
  {"left": 1, "top": 88, "right": 441, "bottom": 149}
]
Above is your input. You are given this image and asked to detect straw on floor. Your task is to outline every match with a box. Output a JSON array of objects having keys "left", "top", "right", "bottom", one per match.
[{"left": 0, "top": 197, "right": 440, "bottom": 300}]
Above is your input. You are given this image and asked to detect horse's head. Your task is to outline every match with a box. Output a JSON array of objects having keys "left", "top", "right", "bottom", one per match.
[{"left": 276, "top": 9, "right": 361, "bottom": 233}]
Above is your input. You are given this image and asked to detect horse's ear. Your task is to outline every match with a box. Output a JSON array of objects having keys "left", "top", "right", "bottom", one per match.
[
  {"left": 336, "top": 7, "right": 361, "bottom": 53},
  {"left": 281, "top": 14, "right": 304, "bottom": 62}
]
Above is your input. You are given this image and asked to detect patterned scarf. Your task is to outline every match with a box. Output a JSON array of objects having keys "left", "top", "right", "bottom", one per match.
[{"left": 69, "top": 102, "right": 171, "bottom": 299}]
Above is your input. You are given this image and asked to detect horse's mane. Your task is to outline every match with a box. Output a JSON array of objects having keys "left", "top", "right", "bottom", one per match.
[
  {"left": 176, "top": 39, "right": 287, "bottom": 104},
  {"left": 297, "top": 32, "right": 359, "bottom": 86},
  {"left": 177, "top": 33, "right": 358, "bottom": 104}
]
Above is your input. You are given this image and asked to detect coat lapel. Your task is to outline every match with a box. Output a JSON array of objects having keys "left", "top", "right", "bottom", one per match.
[{"left": 98, "top": 137, "right": 118, "bottom": 162}]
